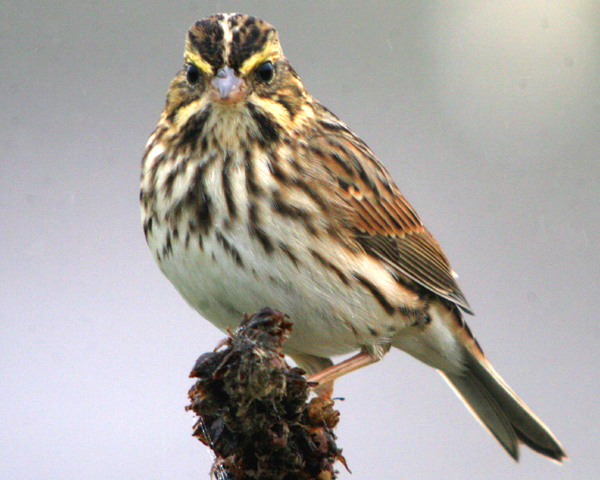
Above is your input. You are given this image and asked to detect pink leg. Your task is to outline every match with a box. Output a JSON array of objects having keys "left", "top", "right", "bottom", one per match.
[{"left": 307, "top": 348, "right": 382, "bottom": 388}]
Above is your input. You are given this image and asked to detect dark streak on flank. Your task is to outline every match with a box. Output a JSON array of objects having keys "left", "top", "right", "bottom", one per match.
[
  {"left": 216, "top": 230, "right": 244, "bottom": 268},
  {"left": 252, "top": 225, "right": 274, "bottom": 254},
  {"left": 222, "top": 151, "right": 237, "bottom": 219},
  {"left": 143, "top": 217, "right": 153, "bottom": 238},
  {"left": 279, "top": 242, "right": 300, "bottom": 268},
  {"left": 162, "top": 230, "right": 173, "bottom": 258},
  {"left": 346, "top": 321, "right": 359, "bottom": 336},
  {"left": 367, "top": 327, "right": 379, "bottom": 336},
  {"left": 248, "top": 201, "right": 274, "bottom": 254},
  {"left": 195, "top": 192, "right": 213, "bottom": 234},
  {"left": 140, "top": 189, "right": 153, "bottom": 213},
  {"left": 248, "top": 199, "right": 259, "bottom": 227},
  {"left": 311, "top": 250, "right": 351, "bottom": 286},
  {"left": 168, "top": 196, "right": 186, "bottom": 225},
  {"left": 353, "top": 273, "right": 395, "bottom": 315},
  {"left": 389, "top": 269, "right": 413, "bottom": 288},
  {"left": 196, "top": 229, "right": 204, "bottom": 251}
]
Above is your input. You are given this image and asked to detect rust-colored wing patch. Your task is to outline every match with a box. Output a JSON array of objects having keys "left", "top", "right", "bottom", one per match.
[{"left": 308, "top": 108, "right": 472, "bottom": 313}]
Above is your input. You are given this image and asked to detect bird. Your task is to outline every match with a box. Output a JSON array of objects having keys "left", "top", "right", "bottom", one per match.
[{"left": 140, "top": 13, "right": 567, "bottom": 463}]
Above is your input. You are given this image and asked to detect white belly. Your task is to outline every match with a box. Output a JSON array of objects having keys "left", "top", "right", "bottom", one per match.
[
  {"left": 153, "top": 223, "right": 380, "bottom": 358},
  {"left": 142, "top": 143, "right": 413, "bottom": 359}
]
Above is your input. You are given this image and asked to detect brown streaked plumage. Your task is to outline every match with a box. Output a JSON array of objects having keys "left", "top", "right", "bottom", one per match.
[{"left": 140, "top": 13, "right": 567, "bottom": 463}]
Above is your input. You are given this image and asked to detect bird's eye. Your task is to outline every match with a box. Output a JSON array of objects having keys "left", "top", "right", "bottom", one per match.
[
  {"left": 186, "top": 63, "right": 200, "bottom": 85},
  {"left": 256, "top": 61, "right": 274, "bottom": 83}
]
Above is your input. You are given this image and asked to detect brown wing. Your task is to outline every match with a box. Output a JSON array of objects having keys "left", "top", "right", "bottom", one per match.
[{"left": 311, "top": 107, "right": 472, "bottom": 313}]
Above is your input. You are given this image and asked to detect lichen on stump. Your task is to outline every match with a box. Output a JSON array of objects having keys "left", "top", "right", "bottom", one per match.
[{"left": 186, "top": 307, "right": 346, "bottom": 479}]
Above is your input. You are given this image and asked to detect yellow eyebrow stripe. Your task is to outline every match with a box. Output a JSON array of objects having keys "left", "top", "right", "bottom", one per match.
[
  {"left": 184, "top": 45, "right": 214, "bottom": 75},
  {"left": 238, "top": 39, "right": 282, "bottom": 76}
]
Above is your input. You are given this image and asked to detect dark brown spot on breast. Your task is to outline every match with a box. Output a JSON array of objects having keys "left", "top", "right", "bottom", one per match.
[
  {"left": 247, "top": 102, "right": 280, "bottom": 143},
  {"left": 186, "top": 162, "right": 213, "bottom": 234},
  {"left": 222, "top": 151, "right": 238, "bottom": 220},
  {"left": 176, "top": 106, "right": 212, "bottom": 150}
]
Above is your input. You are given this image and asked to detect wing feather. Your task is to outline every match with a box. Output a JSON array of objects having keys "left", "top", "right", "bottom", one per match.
[{"left": 310, "top": 105, "right": 472, "bottom": 313}]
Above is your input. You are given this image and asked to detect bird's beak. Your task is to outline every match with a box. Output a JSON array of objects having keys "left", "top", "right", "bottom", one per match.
[{"left": 211, "top": 66, "right": 246, "bottom": 103}]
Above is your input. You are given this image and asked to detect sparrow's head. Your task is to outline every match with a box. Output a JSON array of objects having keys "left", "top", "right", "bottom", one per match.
[
  {"left": 159, "top": 13, "right": 313, "bottom": 149},
  {"left": 164, "top": 14, "right": 306, "bottom": 116}
]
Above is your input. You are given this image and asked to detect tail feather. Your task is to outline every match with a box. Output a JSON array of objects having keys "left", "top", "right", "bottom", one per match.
[
  {"left": 441, "top": 349, "right": 567, "bottom": 462},
  {"left": 392, "top": 301, "right": 566, "bottom": 461}
]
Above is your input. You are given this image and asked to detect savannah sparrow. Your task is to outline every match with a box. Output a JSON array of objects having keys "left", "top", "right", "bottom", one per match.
[{"left": 140, "top": 13, "right": 566, "bottom": 462}]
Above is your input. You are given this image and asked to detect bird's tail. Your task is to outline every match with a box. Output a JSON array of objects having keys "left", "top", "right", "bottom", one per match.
[{"left": 440, "top": 348, "right": 567, "bottom": 462}]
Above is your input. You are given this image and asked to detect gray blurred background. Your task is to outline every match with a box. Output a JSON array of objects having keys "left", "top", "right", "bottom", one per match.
[{"left": 2, "top": 1, "right": 599, "bottom": 478}]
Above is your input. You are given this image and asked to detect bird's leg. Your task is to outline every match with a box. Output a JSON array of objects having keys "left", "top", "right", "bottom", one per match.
[
  {"left": 289, "top": 353, "right": 335, "bottom": 398},
  {"left": 307, "top": 343, "right": 391, "bottom": 393}
]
